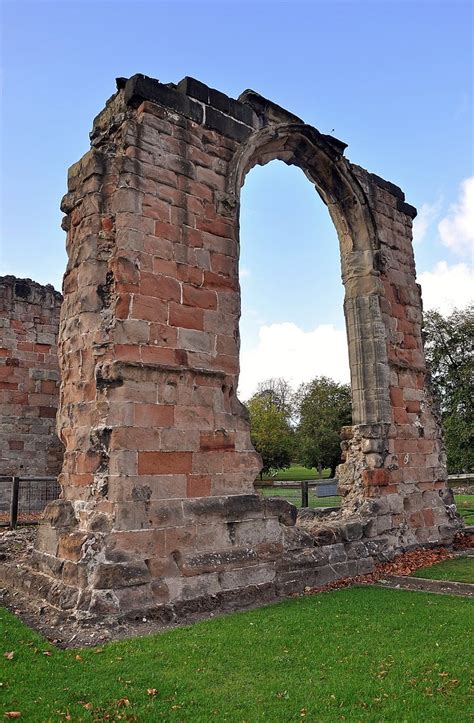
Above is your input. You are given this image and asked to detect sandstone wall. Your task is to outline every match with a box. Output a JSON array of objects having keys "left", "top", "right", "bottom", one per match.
[
  {"left": 4, "top": 74, "right": 460, "bottom": 621},
  {"left": 0, "top": 276, "right": 63, "bottom": 477}
]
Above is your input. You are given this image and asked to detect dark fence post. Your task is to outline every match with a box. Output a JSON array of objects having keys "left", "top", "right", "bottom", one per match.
[
  {"left": 10, "top": 476, "right": 19, "bottom": 529},
  {"left": 301, "top": 480, "right": 309, "bottom": 507}
]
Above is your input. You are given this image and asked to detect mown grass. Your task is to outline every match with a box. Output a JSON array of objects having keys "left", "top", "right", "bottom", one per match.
[
  {"left": 1, "top": 586, "right": 472, "bottom": 722},
  {"left": 261, "top": 464, "right": 331, "bottom": 481},
  {"left": 258, "top": 485, "right": 340, "bottom": 509},
  {"left": 258, "top": 489, "right": 474, "bottom": 515},
  {"left": 454, "top": 494, "right": 474, "bottom": 525},
  {"left": 411, "top": 556, "right": 474, "bottom": 584}
]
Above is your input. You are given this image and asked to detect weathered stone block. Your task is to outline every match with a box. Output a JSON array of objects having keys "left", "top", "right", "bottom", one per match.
[
  {"left": 58, "top": 532, "right": 88, "bottom": 562},
  {"left": 36, "top": 525, "right": 60, "bottom": 555},
  {"left": 92, "top": 561, "right": 151, "bottom": 589},
  {"left": 264, "top": 497, "right": 297, "bottom": 526},
  {"left": 328, "top": 544, "right": 347, "bottom": 564},
  {"left": 178, "top": 547, "right": 258, "bottom": 576},
  {"left": 166, "top": 572, "right": 221, "bottom": 601},
  {"left": 219, "top": 563, "right": 276, "bottom": 590},
  {"left": 341, "top": 521, "right": 363, "bottom": 542}
]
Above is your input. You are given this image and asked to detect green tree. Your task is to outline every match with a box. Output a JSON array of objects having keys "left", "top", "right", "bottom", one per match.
[
  {"left": 295, "top": 376, "right": 352, "bottom": 478},
  {"left": 255, "top": 377, "right": 295, "bottom": 420},
  {"left": 246, "top": 391, "right": 294, "bottom": 478},
  {"left": 423, "top": 304, "right": 474, "bottom": 473}
]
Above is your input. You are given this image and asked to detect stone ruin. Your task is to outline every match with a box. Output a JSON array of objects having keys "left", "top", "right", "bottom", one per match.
[
  {"left": 0, "top": 276, "right": 63, "bottom": 477},
  {"left": 0, "top": 74, "right": 461, "bottom": 621}
]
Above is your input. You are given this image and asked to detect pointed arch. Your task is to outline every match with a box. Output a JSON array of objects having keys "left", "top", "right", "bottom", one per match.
[{"left": 226, "top": 123, "right": 390, "bottom": 425}]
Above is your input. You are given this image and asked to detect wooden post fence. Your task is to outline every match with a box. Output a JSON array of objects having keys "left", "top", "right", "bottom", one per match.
[
  {"left": 301, "top": 480, "right": 309, "bottom": 507},
  {"left": 10, "top": 476, "right": 19, "bottom": 529}
]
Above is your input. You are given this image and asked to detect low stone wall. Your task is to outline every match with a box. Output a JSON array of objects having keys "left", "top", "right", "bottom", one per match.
[
  {"left": 3, "top": 496, "right": 376, "bottom": 620},
  {"left": 0, "top": 276, "right": 63, "bottom": 477}
]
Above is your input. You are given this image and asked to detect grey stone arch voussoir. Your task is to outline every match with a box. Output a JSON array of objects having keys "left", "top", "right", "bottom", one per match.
[{"left": 224, "top": 119, "right": 391, "bottom": 426}]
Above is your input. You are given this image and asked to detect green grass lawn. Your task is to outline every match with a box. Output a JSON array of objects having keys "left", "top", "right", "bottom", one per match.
[
  {"left": 258, "top": 485, "right": 340, "bottom": 509},
  {"left": 257, "top": 484, "right": 473, "bottom": 518},
  {"left": 1, "top": 587, "right": 472, "bottom": 722},
  {"left": 454, "top": 494, "right": 474, "bottom": 525},
  {"left": 261, "top": 464, "right": 331, "bottom": 481},
  {"left": 410, "top": 556, "right": 474, "bottom": 584}
]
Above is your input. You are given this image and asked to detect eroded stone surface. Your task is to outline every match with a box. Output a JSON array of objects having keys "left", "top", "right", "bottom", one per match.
[
  {"left": 1, "top": 74, "right": 462, "bottom": 620},
  {"left": 0, "top": 276, "right": 63, "bottom": 476}
]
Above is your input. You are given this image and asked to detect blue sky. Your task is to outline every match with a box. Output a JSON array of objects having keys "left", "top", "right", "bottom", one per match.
[{"left": 1, "top": 0, "right": 472, "bottom": 397}]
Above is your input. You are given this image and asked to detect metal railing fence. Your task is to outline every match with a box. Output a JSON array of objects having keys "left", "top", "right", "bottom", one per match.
[{"left": 0, "top": 475, "right": 60, "bottom": 527}]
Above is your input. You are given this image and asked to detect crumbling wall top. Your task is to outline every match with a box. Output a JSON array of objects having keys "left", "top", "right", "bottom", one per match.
[{"left": 0, "top": 275, "right": 62, "bottom": 310}]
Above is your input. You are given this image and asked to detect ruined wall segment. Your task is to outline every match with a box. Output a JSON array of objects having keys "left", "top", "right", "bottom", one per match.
[
  {"left": 9, "top": 74, "right": 460, "bottom": 621},
  {"left": 337, "top": 166, "right": 456, "bottom": 548},
  {"left": 0, "top": 276, "right": 63, "bottom": 476}
]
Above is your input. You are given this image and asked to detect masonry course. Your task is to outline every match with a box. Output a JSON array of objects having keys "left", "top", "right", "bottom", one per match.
[
  {"left": 0, "top": 276, "right": 63, "bottom": 477},
  {"left": 0, "top": 74, "right": 462, "bottom": 623}
]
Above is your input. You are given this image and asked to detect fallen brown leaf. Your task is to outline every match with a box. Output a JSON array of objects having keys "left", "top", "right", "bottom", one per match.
[
  {"left": 3, "top": 652, "right": 14, "bottom": 660},
  {"left": 42, "top": 651, "right": 52, "bottom": 657},
  {"left": 4, "top": 714, "right": 21, "bottom": 719},
  {"left": 147, "top": 689, "right": 158, "bottom": 697},
  {"left": 302, "top": 547, "right": 461, "bottom": 596}
]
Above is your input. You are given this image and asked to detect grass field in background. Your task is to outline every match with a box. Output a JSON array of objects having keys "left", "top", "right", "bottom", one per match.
[
  {"left": 454, "top": 495, "right": 474, "bottom": 525},
  {"left": 261, "top": 464, "right": 331, "bottom": 481},
  {"left": 258, "top": 485, "right": 340, "bottom": 509},
  {"left": 1, "top": 587, "right": 472, "bottom": 721},
  {"left": 258, "top": 466, "right": 474, "bottom": 519},
  {"left": 411, "top": 556, "right": 474, "bottom": 584},
  {"left": 258, "top": 480, "right": 473, "bottom": 518}
]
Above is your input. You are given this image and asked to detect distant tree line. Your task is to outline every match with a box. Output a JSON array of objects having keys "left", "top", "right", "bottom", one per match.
[
  {"left": 246, "top": 304, "right": 473, "bottom": 478},
  {"left": 423, "top": 304, "right": 473, "bottom": 474},
  {"left": 246, "top": 376, "right": 351, "bottom": 479}
]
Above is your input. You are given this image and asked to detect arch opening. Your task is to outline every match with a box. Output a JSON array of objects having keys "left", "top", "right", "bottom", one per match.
[
  {"left": 238, "top": 159, "right": 350, "bottom": 404},
  {"left": 229, "top": 124, "right": 391, "bottom": 428},
  {"left": 238, "top": 158, "right": 353, "bottom": 512}
]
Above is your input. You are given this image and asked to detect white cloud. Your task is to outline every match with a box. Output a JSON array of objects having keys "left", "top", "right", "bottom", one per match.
[
  {"left": 238, "top": 322, "right": 350, "bottom": 400},
  {"left": 412, "top": 199, "right": 442, "bottom": 245},
  {"left": 418, "top": 261, "right": 474, "bottom": 315},
  {"left": 438, "top": 177, "right": 474, "bottom": 259}
]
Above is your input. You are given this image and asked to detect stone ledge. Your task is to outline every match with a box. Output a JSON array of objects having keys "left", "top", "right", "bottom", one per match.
[
  {"left": 377, "top": 575, "right": 474, "bottom": 597},
  {"left": 369, "top": 172, "right": 406, "bottom": 201},
  {"left": 96, "top": 359, "right": 228, "bottom": 384},
  {"left": 177, "top": 77, "right": 258, "bottom": 128},
  {"left": 0, "top": 275, "right": 62, "bottom": 305},
  {"left": 124, "top": 74, "right": 203, "bottom": 124},
  {"left": 123, "top": 74, "right": 260, "bottom": 142}
]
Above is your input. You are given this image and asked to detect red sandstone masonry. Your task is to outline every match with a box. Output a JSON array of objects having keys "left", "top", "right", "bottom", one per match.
[
  {"left": 6, "top": 73, "right": 459, "bottom": 623},
  {"left": 0, "top": 276, "right": 63, "bottom": 476}
]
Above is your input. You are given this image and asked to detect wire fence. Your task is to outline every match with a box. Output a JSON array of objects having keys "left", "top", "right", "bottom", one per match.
[
  {"left": 255, "top": 480, "right": 341, "bottom": 510},
  {"left": 0, "top": 476, "right": 60, "bottom": 527},
  {"left": 256, "top": 475, "right": 474, "bottom": 512},
  {"left": 0, "top": 473, "right": 471, "bottom": 528}
]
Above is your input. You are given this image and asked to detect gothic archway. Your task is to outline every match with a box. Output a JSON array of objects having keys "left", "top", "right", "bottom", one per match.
[{"left": 226, "top": 122, "right": 390, "bottom": 426}]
